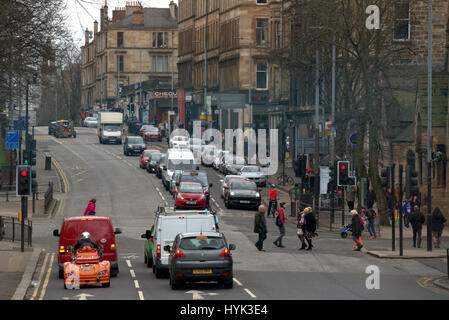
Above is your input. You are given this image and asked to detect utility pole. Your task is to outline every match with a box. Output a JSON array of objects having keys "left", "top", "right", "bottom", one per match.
[
  {"left": 204, "top": 0, "right": 208, "bottom": 129},
  {"left": 399, "top": 165, "right": 404, "bottom": 256},
  {"left": 140, "top": 49, "right": 143, "bottom": 120},
  {"left": 171, "top": 31, "right": 174, "bottom": 114},
  {"left": 426, "top": 0, "right": 433, "bottom": 252},
  {"left": 314, "top": 49, "right": 320, "bottom": 214}
]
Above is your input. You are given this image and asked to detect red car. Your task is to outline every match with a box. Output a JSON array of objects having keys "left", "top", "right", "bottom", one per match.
[
  {"left": 174, "top": 182, "right": 207, "bottom": 210},
  {"left": 144, "top": 127, "right": 162, "bottom": 142},
  {"left": 139, "top": 149, "right": 160, "bottom": 169},
  {"left": 139, "top": 125, "right": 155, "bottom": 136}
]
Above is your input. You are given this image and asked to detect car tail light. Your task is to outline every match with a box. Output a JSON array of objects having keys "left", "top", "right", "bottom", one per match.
[
  {"left": 220, "top": 248, "right": 232, "bottom": 258},
  {"left": 173, "top": 249, "right": 186, "bottom": 259},
  {"left": 175, "top": 273, "right": 183, "bottom": 276},
  {"left": 223, "top": 272, "right": 230, "bottom": 276},
  {"left": 156, "top": 245, "right": 161, "bottom": 258},
  {"left": 110, "top": 243, "right": 116, "bottom": 250},
  {"left": 59, "top": 245, "right": 65, "bottom": 253}
]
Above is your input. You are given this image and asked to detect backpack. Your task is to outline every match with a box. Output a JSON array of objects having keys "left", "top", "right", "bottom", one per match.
[{"left": 275, "top": 214, "right": 282, "bottom": 227}]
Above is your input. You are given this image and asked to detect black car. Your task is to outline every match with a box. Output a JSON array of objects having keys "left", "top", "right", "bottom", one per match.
[
  {"left": 223, "top": 156, "right": 246, "bottom": 175},
  {"left": 224, "top": 180, "right": 261, "bottom": 210},
  {"left": 166, "top": 232, "right": 236, "bottom": 290},
  {"left": 123, "top": 136, "right": 146, "bottom": 156},
  {"left": 127, "top": 120, "right": 142, "bottom": 135},
  {"left": 178, "top": 171, "right": 212, "bottom": 204},
  {"left": 146, "top": 152, "right": 163, "bottom": 173},
  {"left": 155, "top": 153, "right": 167, "bottom": 179},
  {"left": 48, "top": 121, "right": 57, "bottom": 135}
]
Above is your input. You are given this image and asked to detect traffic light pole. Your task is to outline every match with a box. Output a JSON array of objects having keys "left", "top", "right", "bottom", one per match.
[
  {"left": 399, "top": 165, "right": 404, "bottom": 257},
  {"left": 20, "top": 196, "right": 26, "bottom": 252},
  {"left": 391, "top": 164, "right": 395, "bottom": 252}
]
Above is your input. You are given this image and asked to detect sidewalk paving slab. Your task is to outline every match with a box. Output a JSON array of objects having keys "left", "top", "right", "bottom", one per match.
[{"left": 366, "top": 248, "right": 447, "bottom": 259}]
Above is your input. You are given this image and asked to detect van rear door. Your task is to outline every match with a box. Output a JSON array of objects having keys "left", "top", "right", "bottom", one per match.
[
  {"left": 87, "top": 219, "right": 117, "bottom": 263},
  {"left": 185, "top": 215, "right": 216, "bottom": 233},
  {"left": 160, "top": 217, "right": 187, "bottom": 265},
  {"left": 59, "top": 220, "right": 89, "bottom": 263}
]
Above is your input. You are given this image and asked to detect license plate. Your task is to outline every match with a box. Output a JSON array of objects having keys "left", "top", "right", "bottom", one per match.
[
  {"left": 193, "top": 269, "right": 212, "bottom": 274},
  {"left": 187, "top": 201, "right": 196, "bottom": 205},
  {"left": 240, "top": 200, "right": 250, "bottom": 204}
]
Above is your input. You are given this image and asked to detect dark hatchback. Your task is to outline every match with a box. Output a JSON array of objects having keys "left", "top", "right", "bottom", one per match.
[
  {"left": 123, "top": 136, "right": 146, "bottom": 156},
  {"left": 223, "top": 156, "right": 246, "bottom": 175},
  {"left": 166, "top": 232, "right": 236, "bottom": 290},
  {"left": 224, "top": 180, "right": 261, "bottom": 210},
  {"left": 146, "top": 152, "right": 162, "bottom": 173},
  {"left": 48, "top": 121, "right": 57, "bottom": 135}
]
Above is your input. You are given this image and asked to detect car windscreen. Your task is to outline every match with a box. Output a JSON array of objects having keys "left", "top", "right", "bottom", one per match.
[
  {"left": 86, "top": 117, "right": 96, "bottom": 121},
  {"left": 179, "top": 183, "right": 203, "bottom": 194},
  {"left": 242, "top": 166, "right": 260, "bottom": 172},
  {"left": 128, "top": 137, "right": 144, "bottom": 144},
  {"left": 230, "top": 181, "right": 257, "bottom": 191},
  {"left": 104, "top": 124, "right": 121, "bottom": 132},
  {"left": 143, "top": 151, "right": 154, "bottom": 158},
  {"left": 173, "top": 136, "right": 188, "bottom": 141},
  {"left": 179, "top": 236, "right": 226, "bottom": 250},
  {"left": 168, "top": 159, "right": 194, "bottom": 171},
  {"left": 148, "top": 127, "right": 159, "bottom": 132},
  {"left": 181, "top": 174, "right": 208, "bottom": 186}
]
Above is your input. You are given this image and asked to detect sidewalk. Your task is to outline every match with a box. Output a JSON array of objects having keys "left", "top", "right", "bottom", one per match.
[{"left": 0, "top": 142, "right": 62, "bottom": 299}]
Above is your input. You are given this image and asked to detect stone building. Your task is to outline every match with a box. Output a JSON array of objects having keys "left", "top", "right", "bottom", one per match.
[{"left": 81, "top": 1, "right": 178, "bottom": 123}]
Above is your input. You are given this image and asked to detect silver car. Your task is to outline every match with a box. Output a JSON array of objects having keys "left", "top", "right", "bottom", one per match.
[
  {"left": 83, "top": 117, "right": 98, "bottom": 127},
  {"left": 239, "top": 165, "right": 267, "bottom": 187}
]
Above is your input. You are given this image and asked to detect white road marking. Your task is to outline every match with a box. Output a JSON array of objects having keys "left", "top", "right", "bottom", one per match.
[
  {"left": 134, "top": 280, "right": 140, "bottom": 289},
  {"left": 126, "top": 260, "right": 132, "bottom": 268},
  {"left": 233, "top": 278, "right": 243, "bottom": 286},
  {"left": 130, "top": 269, "right": 136, "bottom": 278},
  {"left": 138, "top": 291, "right": 144, "bottom": 300},
  {"left": 244, "top": 288, "right": 257, "bottom": 298}
]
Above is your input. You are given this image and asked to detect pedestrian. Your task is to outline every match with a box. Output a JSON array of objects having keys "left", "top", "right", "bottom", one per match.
[
  {"left": 303, "top": 207, "right": 317, "bottom": 251},
  {"left": 273, "top": 202, "right": 286, "bottom": 248},
  {"left": 410, "top": 195, "right": 421, "bottom": 212},
  {"left": 402, "top": 196, "right": 412, "bottom": 228},
  {"left": 365, "top": 185, "right": 376, "bottom": 209},
  {"left": 297, "top": 207, "right": 306, "bottom": 250},
  {"left": 254, "top": 205, "right": 268, "bottom": 252},
  {"left": 409, "top": 205, "right": 425, "bottom": 248},
  {"left": 83, "top": 198, "right": 96, "bottom": 216},
  {"left": 267, "top": 184, "right": 278, "bottom": 218},
  {"left": 363, "top": 207, "right": 377, "bottom": 239},
  {"left": 346, "top": 185, "right": 356, "bottom": 210},
  {"left": 350, "top": 210, "right": 364, "bottom": 251},
  {"left": 431, "top": 207, "right": 447, "bottom": 248}
]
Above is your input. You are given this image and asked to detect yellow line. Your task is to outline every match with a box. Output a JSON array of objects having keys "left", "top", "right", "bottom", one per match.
[
  {"left": 30, "top": 252, "right": 49, "bottom": 300},
  {"left": 51, "top": 156, "right": 70, "bottom": 193},
  {"left": 39, "top": 253, "right": 55, "bottom": 301},
  {"left": 56, "top": 199, "right": 66, "bottom": 218}
]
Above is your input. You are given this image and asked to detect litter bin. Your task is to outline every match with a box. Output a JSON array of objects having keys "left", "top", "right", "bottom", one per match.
[{"left": 45, "top": 156, "right": 52, "bottom": 170}]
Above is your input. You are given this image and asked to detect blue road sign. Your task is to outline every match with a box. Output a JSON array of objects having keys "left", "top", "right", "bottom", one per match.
[{"left": 6, "top": 130, "right": 19, "bottom": 149}]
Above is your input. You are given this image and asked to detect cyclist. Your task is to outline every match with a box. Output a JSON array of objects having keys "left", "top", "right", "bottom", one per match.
[{"left": 267, "top": 184, "right": 278, "bottom": 218}]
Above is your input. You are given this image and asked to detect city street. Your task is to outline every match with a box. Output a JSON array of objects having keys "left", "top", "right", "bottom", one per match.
[{"left": 24, "top": 127, "right": 449, "bottom": 300}]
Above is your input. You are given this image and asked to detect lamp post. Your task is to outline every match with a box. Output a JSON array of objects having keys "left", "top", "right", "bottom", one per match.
[{"left": 427, "top": 0, "right": 433, "bottom": 251}]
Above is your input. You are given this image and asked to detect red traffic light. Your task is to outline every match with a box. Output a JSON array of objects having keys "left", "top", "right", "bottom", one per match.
[
  {"left": 340, "top": 165, "right": 346, "bottom": 170},
  {"left": 20, "top": 170, "right": 28, "bottom": 177}
]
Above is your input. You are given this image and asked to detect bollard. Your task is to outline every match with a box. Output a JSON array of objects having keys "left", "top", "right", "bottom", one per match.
[
  {"left": 45, "top": 156, "right": 52, "bottom": 170},
  {"left": 447, "top": 249, "right": 449, "bottom": 279}
]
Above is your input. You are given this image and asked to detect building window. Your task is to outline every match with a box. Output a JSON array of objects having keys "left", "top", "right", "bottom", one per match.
[
  {"left": 117, "top": 55, "right": 124, "bottom": 72},
  {"left": 153, "top": 32, "right": 169, "bottom": 48},
  {"left": 256, "top": 19, "right": 268, "bottom": 46},
  {"left": 117, "top": 32, "right": 124, "bottom": 48},
  {"left": 393, "top": 3, "right": 410, "bottom": 41},
  {"left": 256, "top": 62, "right": 268, "bottom": 89},
  {"left": 274, "top": 21, "right": 281, "bottom": 49},
  {"left": 152, "top": 56, "right": 168, "bottom": 72}
]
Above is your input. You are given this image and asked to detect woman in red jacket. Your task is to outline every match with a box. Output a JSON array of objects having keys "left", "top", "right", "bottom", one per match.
[
  {"left": 273, "top": 202, "right": 286, "bottom": 248},
  {"left": 83, "top": 198, "right": 96, "bottom": 216}
]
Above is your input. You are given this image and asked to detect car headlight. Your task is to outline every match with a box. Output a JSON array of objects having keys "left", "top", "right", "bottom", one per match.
[
  {"left": 199, "top": 195, "right": 206, "bottom": 200},
  {"left": 177, "top": 193, "right": 184, "bottom": 200},
  {"left": 256, "top": 192, "right": 260, "bottom": 198},
  {"left": 230, "top": 192, "right": 235, "bottom": 197}
]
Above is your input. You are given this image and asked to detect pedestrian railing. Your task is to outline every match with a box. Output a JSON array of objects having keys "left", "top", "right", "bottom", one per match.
[
  {"left": 44, "top": 181, "right": 53, "bottom": 213},
  {"left": 0, "top": 216, "right": 32, "bottom": 246}
]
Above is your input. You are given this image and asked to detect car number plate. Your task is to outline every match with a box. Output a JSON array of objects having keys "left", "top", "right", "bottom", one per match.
[
  {"left": 187, "top": 201, "right": 196, "bottom": 205},
  {"left": 240, "top": 200, "right": 250, "bottom": 204},
  {"left": 193, "top": 269, "right": 212, "bottom": 274}
]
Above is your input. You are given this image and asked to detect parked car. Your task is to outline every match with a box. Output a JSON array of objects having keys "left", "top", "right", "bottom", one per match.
[
  {"left": 169, "top": 170, "right": 183, "bottom": 195},
  {"left": 223, "top": 156, "right": 246, "bottom": 175},
  {"left": 224, "top": 180, "right": 261, "bottom": 210},
  {"left": 53, "top": 216, "right": 122, "bottom": 279},
  {"left": 170, "top": 135, "right": 189, "bottom": 149},
  {"left": 201, "top": 145, "right": 218, "bottom": 167},
  {"left": 123, "top": 136, "right": 146, "bottom": 156},
  {"left": 83, "top": 117, "right": 98, "bottom": 128},
  {"left": 155, "top": 153, "right": 167, "bottom": 179},
  {"left": 146, "top": 152, "right": 163, "bottom": 174},
  {"left": 55, "top": 120, "right": 76, "bottom": 138},
  {"left": 220, "top": 175, "right": 248, "bottom": 199},
  {"left": 139, "top": 149, "right": 160, "bottom": 169},
  {"left": 213, "top": 150, "right": 230, "bottom": 171},
  {"left": 174, "top": 182, "right": 207, "bottom": 210},
  {"left": 147, "top": 207, "right": 217, "bottom": 278},
  {"left": 48, "top": 121, "right": 57, "bottom": 135},
  {"left": 239, "top": 165, "right": 267, "bottom": 187},
  {"left": 166, "top": 232, "right": 235, "bottom": 289},
  {"left": 144, "top": 127, "right": 162, "bottom": 142},
  {"left": 139, "top": 125, "right": 155, "bottom": 136}
]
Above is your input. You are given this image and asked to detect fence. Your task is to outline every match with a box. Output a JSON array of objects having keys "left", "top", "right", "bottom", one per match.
[
  {"left": 44, "top": 181, "right": 54, "bottom": 213},
  {"left": 0, "top": 216, "right": 32, "bottom": 246}
]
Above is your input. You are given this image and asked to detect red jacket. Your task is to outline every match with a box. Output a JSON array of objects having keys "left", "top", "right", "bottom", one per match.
[
  {"left": 269, "top": 189, "right": 277, "bottom": 200},
  {"left": 84, "top": 202, "right": 96, "bottom": 216},
  {"left": 277, "top": 208, "right": 285, "bottom": 225}
]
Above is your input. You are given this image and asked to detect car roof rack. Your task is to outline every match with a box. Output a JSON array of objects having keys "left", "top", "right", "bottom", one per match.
[{"left": 156, "top": 206, "right": 211, "bottom": 216}]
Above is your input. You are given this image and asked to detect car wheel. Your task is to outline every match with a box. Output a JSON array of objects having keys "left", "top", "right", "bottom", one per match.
[
  {"left": 58, "top": 268, "right": 64, "bottom": 279},
  {"left": 111, "top": 266, "right": 119, "bottom": 277},
  {"left": 225, "top": 198, "right": 231, "bottom": 209},
  {"left": 155, "top": 266, "right": 163, "bottom": 279},
  {"left": 102, "top": 282, "right": 110, "bottom": 288},
  {"left": 222, "top": 279, "right": 233, "bottom": 289},
  {"left": 170, "top": 276, "right": 180, "bottom": 290},
  {"left": 146, "top": 255, "right": 153, "bottom": 268}
]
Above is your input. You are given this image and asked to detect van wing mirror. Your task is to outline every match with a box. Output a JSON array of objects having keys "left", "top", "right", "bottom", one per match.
[
  {"left": 53, "top": 229, "right": 59, "bottom": 237},
  {"left": 114, "top": 228, "right": 122, "bottom": 235}
]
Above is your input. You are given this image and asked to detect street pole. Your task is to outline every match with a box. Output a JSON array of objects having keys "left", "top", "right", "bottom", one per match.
[
  {"left": 140, "top": 49, "right": 142, "bottom": 121},
  {"left": 314, "top": 49, "right": 320, "bottom": 215},
  {"left": 391, "top": 164, "right": 396, "bottom": 251},
  {"left": 204, "top": 0, "right": 208, "bottom": 129},
  {"left": 399, "top": 165, "right": 403, "bottom": 256},
  {"left": 249, "top": 42, "right": 252, "bottom": 128},
  {"left": 426, "top": 0, "right": 433, "bottom": 252},
  {"left": 330, "top": 33, "right": 336, "bottom": 167},
  {"left": 171, "top": 31, "right": 174, "bottom": 115}
]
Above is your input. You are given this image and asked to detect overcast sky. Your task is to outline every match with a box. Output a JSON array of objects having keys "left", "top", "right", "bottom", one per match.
[{"left": 65, "top": 0, "right": 177, "bottom": 46}]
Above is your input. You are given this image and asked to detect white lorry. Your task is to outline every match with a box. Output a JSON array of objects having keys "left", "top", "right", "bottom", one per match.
[{"left": 97, "top": 112, "right": 123, "bottom": 144}]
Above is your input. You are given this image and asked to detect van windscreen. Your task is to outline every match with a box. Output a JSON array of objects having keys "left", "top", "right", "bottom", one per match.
[{"left": 63, "top": 220, "right": 111, "bottom": 242}]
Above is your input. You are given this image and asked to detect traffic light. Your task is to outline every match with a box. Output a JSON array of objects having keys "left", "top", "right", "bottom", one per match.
[
  {"left": 328, "top": 161, "right": 337, "bottom": 192},
  {"left": 294, "top": 155, "right": 307, "bottom": 178},
  {"left": 406, "top": 165, "right": 419, "bottom": 198},
  {"left": 16, "top": 165, "right": 31, "bottom": 196},
  {"left": 129, "top": 103, "right": 135, "bottom": 115},
  {"left": 31, "top": 169, "right": 38, "bottom": 194},
  {"left": 24, "top": 139, "right": 36, "bottom": 166},
  {"left": 337, "top": 161, "right": 350, "bottom": 186},
  {"left": 380, "top": 167, "right": 390, "bottom": 189}
]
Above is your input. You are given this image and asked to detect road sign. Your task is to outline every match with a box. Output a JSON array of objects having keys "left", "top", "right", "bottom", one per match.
[{"left": 6, "top": 130, "right": 19, "bottom": 149}]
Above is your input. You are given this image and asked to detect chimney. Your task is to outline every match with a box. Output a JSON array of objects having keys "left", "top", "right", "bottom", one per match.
[
  {"left": 112, "top": 8, "right": 126, "bottom": 23},
  {"left": 169, "top": 1, "right": 176, "bottom": 19},
  {"left": 100, "top": 1, "right": 109, "bottom": 30},
  {"left": 126, "top": 1, "right": 142, "bottom": 16},
  {"left": 132, "top": 5, "right": 144, "bottom": 26},
  {"left": 94, "top": 21, "right": 98, "bottom": 35},
  {"left": 85, "top": 28, "right": 90, "bottom": 45}
]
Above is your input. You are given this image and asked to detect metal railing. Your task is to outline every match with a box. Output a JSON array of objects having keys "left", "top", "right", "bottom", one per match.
[{"left": 0, "top": 216, "right": 32, "bottom": 246}]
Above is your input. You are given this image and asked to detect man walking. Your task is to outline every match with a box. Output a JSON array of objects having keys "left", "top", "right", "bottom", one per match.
[
  {"left": 351, "top": 210, "right": 364, "bottom": 251},
  {"left": 409, "top": 205, "right": 425, "bottom": 248},
  {"left": 254, "top": 205, "right": 268, "bottom": 252},
  {"left": 346, "top": 185, "right": 356, "bottom": 210},
  {"left": 273, "top": 202, "right": 286, "bottom": 248},
  {"left": 365, "top": 185, "right": 376, "bottom": 209}
]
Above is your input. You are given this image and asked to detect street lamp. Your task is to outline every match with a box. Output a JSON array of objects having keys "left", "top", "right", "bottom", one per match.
[{"left": 426, "top": 0, "right": 433, "bottom": 251}]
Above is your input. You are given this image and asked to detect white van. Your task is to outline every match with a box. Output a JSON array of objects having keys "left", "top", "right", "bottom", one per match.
[
  {"left": 151, "top": 207, "right": 217, "bottom": 278},
  {"left": 162, "top": 149, "right": 197, "bottom": 189}
]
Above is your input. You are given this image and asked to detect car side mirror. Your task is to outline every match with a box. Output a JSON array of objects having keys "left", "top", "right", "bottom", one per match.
[
  {"left": 163, "top": 245, "right": 171, "bottom": 252},
  {"left": 114, "top": 228, "right": 122, "bottom": 235},
  {"left": 229, "top": 244, "right": 236, "bottom": 251},
  {"left": 53, "top": 229, "right": 59, "bottom": 237},
  {"left": 209, "top": 183, "right": 213, "bottom": 188}
]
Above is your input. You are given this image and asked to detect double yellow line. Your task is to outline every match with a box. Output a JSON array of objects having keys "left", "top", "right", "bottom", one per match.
[
  {"left": 29, "top": 252, "right": 55, "bottom": 300},
  {"left": 46, "top": 152, "right": 70, "bottom": 194}
]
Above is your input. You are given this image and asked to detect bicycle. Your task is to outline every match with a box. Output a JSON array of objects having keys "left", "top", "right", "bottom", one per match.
[
  {"left": 268, "top": 199, "right": 278, "bottom": 217},
  {"left": 276, "top": 174, "right": 294, "bottom": 186}
]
